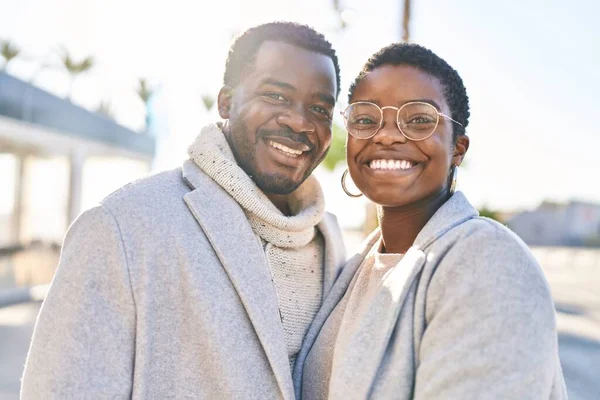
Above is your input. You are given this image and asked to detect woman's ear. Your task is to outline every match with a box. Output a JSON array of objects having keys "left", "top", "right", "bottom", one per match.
[
  {"left": 452, "top": 134, "right": 470, "bottom": 167},
  {"left": 217, "top": 86, "right": 234, "bottom": 119}
]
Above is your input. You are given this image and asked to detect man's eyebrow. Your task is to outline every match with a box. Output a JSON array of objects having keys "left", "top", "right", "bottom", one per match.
[
  {"left": 260, "top": 78, "right": 296, "bottom": 91},
  {"left": 316, "top": 92, "right": 335, "bottom": 106}
]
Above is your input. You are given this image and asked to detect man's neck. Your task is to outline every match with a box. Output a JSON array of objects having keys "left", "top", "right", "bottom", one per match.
[
  {"left": 267, "top": 193, "right": 291, "bottom": 216},
  {"left": 379, "top": 190, "right": 449, "bottom": 254}
]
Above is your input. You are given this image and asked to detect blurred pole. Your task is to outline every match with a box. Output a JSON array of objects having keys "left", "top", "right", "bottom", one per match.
[
  {"left": 11, "top": 154, "right": 25, "bottom": 244},
  {"left": 67, "top": 151, "right": 85, "bottom": 226},
  {"left": 402, "top": 0, "right": 411, "bottom": 41}
]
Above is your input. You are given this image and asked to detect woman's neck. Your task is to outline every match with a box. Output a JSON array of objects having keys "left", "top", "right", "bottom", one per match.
[{"left": 379, "top": 189, "right": 449, "bottom": 254}]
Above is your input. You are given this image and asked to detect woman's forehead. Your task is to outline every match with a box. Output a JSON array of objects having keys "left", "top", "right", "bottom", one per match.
[{"left": 353, "top": 65, "right": 446, "bottom": 107}]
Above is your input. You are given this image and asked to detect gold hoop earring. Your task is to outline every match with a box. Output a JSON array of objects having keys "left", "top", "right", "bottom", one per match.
[
  {"left": 341, "top": 169, "right": 362, "bottom": 198},
  {"left": 449, "top": 166, "right": 458, "bottom": 195}
]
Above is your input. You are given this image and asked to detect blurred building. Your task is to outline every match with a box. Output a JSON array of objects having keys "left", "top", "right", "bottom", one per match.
[
  {"left": 0, "top": 71, "right": 155, "bottom": 289},
  {"left": 508, "top": 200, "right": 600, "bottom": 247}
]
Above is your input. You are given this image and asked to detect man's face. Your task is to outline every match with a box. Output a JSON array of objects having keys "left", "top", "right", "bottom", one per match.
[{"left": 219, "top": 41, "right": 337, "bottom": 195}]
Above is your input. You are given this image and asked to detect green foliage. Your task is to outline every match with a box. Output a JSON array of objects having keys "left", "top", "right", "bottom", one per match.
[
  {"left": 58, "top": 46, "right": 94, "bottom": 100},
  {"left": 59, "top": 46, "right": 94, "bottom": 74},
  {"left": 202, "top": 94, "right": 215, "bottom": 111},
  {"left": 0, "top": 39, "right": 20, "bottom": 70},
  {"left": 478, "top": 207, "right": 504, "bottom": 223},
  {"left": 137, "top": 78, "right": 154, "bottom": 104},
  {"left": 322, "top": 122, "right": 347, "bottom": 171}
]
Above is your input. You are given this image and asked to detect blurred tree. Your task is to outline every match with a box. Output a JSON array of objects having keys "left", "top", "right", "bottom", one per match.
[
  {"left": 96, "top": 100, "right": 114, "bottom": 119},
  {"left": 332, "top": 0, "right": 348, "bottom": 30},
  {"left": 58, "top": 46, "right": 94, "bottom": 101},
  {"left": 202, "top": 94, "right": 215, "bottom": 112},
  {"left": 0, "top": 39, "right": 20, "bottom": 71},
  {"left": 478, "top": 207, "right": 504, "bottom": 224},
  {"left": 136, "top": 78, "right": 155, "bottom": 132},
  {"left": 136, "top": 78, "right": 154, "bottom": 104},
  {"left": 402, "top": 0, "right": 412, "bottom": 42},
  {"left": 321, "top": 122, "right": 347, "bottom": 172}
]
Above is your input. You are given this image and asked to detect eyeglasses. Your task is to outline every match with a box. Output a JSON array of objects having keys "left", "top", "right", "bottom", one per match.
[{"left": 341, "top": 101, "right": 463, "bottom": 141}]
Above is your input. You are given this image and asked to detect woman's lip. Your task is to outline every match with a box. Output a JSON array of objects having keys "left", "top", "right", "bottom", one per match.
[{"left": 362, "top": 162, "right": 421, "bottom": 177}]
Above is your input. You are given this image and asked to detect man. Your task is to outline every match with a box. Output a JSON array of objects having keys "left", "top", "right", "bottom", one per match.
[{"left": 21, "top": 22, "right": 345, "bottom": 399}]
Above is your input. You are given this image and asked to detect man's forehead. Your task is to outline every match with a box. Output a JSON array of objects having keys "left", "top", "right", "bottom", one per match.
[{"left": 248, "top": 41, "right": 337, "bottom": 94}]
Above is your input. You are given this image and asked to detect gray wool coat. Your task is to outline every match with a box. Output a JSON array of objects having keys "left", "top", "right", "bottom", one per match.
[
  {"left": 295, "top": 192, "right": 568, "bottom": 400},
  {"left": 21, "top": 160, "right": 346, "bottom": 400}
]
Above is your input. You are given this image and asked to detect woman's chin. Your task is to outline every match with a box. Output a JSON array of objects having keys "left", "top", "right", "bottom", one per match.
[{"left": 362, "top": 189, "right": 414, "bottom": 208}]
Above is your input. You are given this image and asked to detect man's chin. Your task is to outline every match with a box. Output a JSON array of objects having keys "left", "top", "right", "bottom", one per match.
[{"left": 253, "top": 173, "right": 303, "bottom": 195}]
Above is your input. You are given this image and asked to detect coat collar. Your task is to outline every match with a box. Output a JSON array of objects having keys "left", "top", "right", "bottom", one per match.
[
  {"left": 182, "top": 160, "right": 344, "bottom": 400},
  {"left": 413, "top": 191, "right": 479, "bottom": 250}
]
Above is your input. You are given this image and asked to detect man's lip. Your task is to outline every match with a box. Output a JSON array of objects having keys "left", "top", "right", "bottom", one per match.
[
  {"left": 263, "top": 136, "right": 312, "bottom": 152},
  {"left": 262, "top": 139, "right": 308, "bottom": 168}
]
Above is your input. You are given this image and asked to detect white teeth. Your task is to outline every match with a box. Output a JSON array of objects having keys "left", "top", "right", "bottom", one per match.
[
  {"left": 268, "top": 140, "right": 303, "bottom": 157},
  {"left": 369, "top": 159, "right": 415, "bottom": 170}
]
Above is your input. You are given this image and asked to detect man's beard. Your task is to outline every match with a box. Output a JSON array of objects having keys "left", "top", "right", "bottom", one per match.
[{"left": 226, "top": 120, "right": 318, "bottom": 195}]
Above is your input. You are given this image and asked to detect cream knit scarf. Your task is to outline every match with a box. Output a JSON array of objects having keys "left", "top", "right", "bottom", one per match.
[
  {"left": 187, "top": 123, "right": 325, "bottom": 247},
  {"left": 188, "top": 123, "right": 326, "bottom": 366}
]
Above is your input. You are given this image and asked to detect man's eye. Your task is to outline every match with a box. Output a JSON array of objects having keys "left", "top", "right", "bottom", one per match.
[
  {"left": 311, "top": 105, "right": 332, "bottom": 118},
  {"left": 264, "top": 93, "right": 286, "bottom": 101}
]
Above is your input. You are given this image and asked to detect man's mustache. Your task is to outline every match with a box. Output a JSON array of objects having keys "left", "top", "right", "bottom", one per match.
[{"left": 256, "top": 127, "right": 314, "bottom": 151}]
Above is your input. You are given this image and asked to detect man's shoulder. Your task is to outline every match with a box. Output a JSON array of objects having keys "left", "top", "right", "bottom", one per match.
[{"left": 100, "top": 166, "right": 189, "bottom": 215}]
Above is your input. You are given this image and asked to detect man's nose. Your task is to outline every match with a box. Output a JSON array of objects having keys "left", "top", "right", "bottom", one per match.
[{"left": 276, "top": 106, "right": 316, "bottom": 134}]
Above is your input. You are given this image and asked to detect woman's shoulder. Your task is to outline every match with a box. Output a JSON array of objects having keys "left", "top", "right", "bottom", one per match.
[
  {"left": 427, "top": 215, "right": 553, "bottom": 308},
  {"left": 446, "top": 215, "right": 535, "bottom": 263}
]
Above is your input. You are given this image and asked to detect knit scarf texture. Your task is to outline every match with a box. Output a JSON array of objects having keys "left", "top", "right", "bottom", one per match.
[
  {"left": 188, "top": 123, "right": 326, "bottom": 366},
  {"left": 187, "top": 123, "right": 325, "bottom": 248}
]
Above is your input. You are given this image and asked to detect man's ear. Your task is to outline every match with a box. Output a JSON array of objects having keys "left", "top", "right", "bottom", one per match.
[
  {"left": 452, "top": 134, "right": 470, "bottom": 167},
  {"left": 217, "top": 86, "right": 234, "bottom": 119}
]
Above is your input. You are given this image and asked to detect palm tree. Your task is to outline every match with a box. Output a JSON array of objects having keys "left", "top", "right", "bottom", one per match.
[
  {"left": 0, "top": 39, "right": 20, "bottom": 71},
  {"left": 401, "top": 0, "right": 411, "bottom": 42},
  {"left": 136, "top": 78, "right": 155, "bottom": 131},
  {"left": 58, "top": 46, "right": 94, "bottom": 101},
  {"left": 136, "top": 78, "right": 154, "bottom": 104}
]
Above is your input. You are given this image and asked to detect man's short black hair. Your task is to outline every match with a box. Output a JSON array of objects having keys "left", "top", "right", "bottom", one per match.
[
  {"left": 349, "top": 43, "right": 470, "bottom": 137},
  {"left": 224, "top": 21, "right": 341, "bottom": 99}
]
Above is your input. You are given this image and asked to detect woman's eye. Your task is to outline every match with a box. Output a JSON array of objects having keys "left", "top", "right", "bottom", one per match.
[
  {"left": 407, "top": 115, "right": 435, "bottom": 124},
  {"left": 353, "top": 117, "right": 376, "bottom": 125}
]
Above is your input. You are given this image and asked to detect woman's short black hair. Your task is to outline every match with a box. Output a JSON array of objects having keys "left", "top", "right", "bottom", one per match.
[
  {"left": 349, "top": 43, "right": 470, "bottom": 137},
  {"left": 224, "top": 21, "right": 341, "bottom": 99}
]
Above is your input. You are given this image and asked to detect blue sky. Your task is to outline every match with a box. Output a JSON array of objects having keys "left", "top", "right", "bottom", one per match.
[{"left": 1, "top": 0, "right": 599, "bottom": 224}]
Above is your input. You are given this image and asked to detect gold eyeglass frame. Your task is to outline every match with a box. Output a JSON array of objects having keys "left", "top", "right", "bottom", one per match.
[{"left": 341, "top": 101, "right": 464, "bottom": 141}]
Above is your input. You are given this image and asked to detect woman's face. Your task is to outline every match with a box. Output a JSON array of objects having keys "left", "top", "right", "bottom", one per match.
[{"left": 346, "top": 64, "right": 468, "bottom": 207}]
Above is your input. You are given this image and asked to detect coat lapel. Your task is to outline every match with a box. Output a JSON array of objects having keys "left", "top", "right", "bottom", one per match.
[
  {"left": 328, "top": 246, "right": 427, "bottom": 398},
  {"left": 293, "top": 229, "right": 380, "bottom": 397},
  {"left": 182, "top": 161, "right": 294, "bottom": 400},
  {"left": 317, "top": 213, "right": 347, "bottom": 296}
]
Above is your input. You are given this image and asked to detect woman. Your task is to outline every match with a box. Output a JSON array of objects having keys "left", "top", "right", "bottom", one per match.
[{"left": 295, "top": 43, "right": 567, "bottom": 399}]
